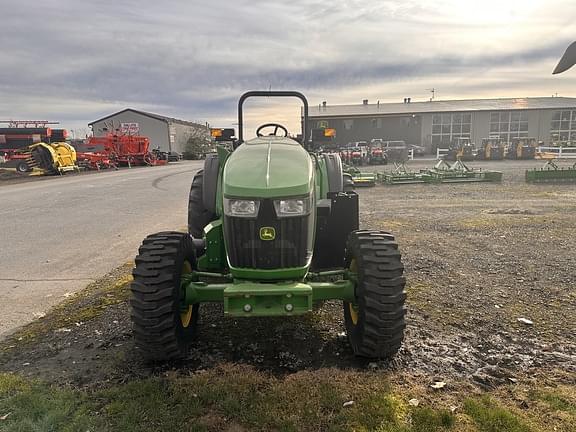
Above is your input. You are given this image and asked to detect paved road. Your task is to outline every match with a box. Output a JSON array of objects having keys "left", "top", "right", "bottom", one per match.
[{"left": 0, "top": 161, "right": 203, "bottom": 338}]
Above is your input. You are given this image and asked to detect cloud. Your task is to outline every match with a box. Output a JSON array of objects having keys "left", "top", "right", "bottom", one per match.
[{"left": 0, "top": 0, "right": 575, "bottom": 133}]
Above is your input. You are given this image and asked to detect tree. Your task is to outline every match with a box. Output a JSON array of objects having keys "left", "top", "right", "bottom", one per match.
[{"left": 183, "top": 127, "right": 212, "bottom": 159}]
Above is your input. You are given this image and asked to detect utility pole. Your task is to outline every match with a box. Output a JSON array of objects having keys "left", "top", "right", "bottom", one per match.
[{"left": 427, "top": 88, "right": 436, "bottom": 101}]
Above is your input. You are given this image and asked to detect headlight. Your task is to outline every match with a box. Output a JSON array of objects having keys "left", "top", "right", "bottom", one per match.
[
  {"left": 224, "top": 198, "right": 260, "bottom": 218},
  {"left": 273, "top": 196, "right": 311, "bottom": 217}
]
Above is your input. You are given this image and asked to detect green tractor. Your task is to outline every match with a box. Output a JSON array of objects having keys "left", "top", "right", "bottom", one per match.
[{"left": 130, "top": 91, "right": 406, "bottom": 362}]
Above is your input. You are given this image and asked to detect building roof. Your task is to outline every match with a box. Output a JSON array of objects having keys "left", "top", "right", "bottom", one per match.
[
  {"left": 310, "top": 97, "right": 576, "bottom": 118},
  {"left": 88, "top": 108, "right": 204, "bottom": 128}
]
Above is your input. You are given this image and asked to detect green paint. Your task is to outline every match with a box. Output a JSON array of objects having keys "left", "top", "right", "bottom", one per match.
[
  {"left": 526, "top": 165, "right": 576, "bottom": 183},
  {"left": 223, "top": 137, "right": 314, "bottom": 198},
  {"left": 224, "top": 282, "right": 313, "bottom": 316},
  {"left": 192, "top": 133, "right": 355, "bottom": 306},
  {"left": 215, "top": 146, "right": 229, "bottom": 217},
  {"left": 197, "top": 220, "right": 226, "bottom": 271},
  {"left": 310, "top": 280, "right": 355, "bottom": 302},
  {"left": 230, "top": 266, "right": 309, "bottom": 280},
  {"left": 216, "top": 144, "right": 231, "bottom": 166},
  {"left": 183, "top": 279, "right": 356, "bottom": 316},
  {"left": 313, "top": 153, "right": 330, "bottom": 198}
]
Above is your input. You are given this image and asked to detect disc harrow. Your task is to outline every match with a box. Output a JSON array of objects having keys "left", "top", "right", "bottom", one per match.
[
  {"left": 376, "top": 160, "right": 502, "bottom": 185},
  {"left": 526, "top": 160, "right": 576, "bottom": 183}
]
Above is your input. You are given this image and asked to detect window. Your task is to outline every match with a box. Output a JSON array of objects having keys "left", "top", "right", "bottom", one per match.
[
  {"left": 550, "top": 110, "right": 576, "bottom": 144},
  {"left": 489, "top": 111, "right": 528, "bottom": 142},
  {"left": 371, "top": 118, "right": 382, "bottom": 128},
  {"left": 431, "top": 112, "right": 472, "bottom": 146},
  {"left": 344, "top": 119, "right": 354, "bottom": 130}
]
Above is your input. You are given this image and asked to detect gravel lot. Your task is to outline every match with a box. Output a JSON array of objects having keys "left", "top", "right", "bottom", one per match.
[{"left": 1, "top": 158, "right": 574, "bottom": 389}]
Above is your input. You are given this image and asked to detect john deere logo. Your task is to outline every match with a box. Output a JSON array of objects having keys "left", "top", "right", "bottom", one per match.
[{"left": 259, "top": 227, "right": 275, "bottom": 241}]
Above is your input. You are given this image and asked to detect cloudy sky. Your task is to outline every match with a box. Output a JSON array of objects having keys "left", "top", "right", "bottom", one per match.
[{"left": 1, "top": 0, "right": 575, "bottom": 136}]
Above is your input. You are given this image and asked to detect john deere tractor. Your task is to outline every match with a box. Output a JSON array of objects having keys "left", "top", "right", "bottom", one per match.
[{"left": 130, "top": 91, "right": 406, "bottom": 362}]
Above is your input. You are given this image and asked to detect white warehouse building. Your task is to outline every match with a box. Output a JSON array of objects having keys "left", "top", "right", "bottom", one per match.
[{"left": 309, "top": 97, "right": 576, "bottom": 152}]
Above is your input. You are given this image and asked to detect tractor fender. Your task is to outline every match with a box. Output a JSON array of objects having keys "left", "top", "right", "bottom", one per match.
[
  {"left": 323, "top": 153, "right": 344, "bottom": 193},
  {"left": 202, "top": 153, "right": 220, "bottom": 214}
]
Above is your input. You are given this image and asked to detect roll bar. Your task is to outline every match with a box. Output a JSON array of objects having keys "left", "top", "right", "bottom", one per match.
[{"left": 237, "top": 91, "right": 309, "bottom": 147}]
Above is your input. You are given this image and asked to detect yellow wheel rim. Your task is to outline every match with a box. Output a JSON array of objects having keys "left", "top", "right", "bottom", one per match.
[
  {"left": 349, "top": 258, "right": 359, "bottom": 325},
  {"left": 349, "top": 303, "right": 359, "bottom": 325},
  {"left": 180, "top": 260, "right": 193, "bottom": 328}
]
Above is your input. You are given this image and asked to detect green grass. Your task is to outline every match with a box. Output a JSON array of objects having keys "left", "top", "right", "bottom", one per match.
[
  {"left": 3, "top": 368, "right": 574, "bottom": 431},
  {"left": 532, "top": 390, "right": 576, "bottom": 414},
  {"left": 0, "top": 367, "right": 457, "bottom": 432},
  {"left": 464, "top": 396, "right": 532, "bottom": 432},
  {"left": 0, "top": 374, "right": 99, "bottom": 431}
]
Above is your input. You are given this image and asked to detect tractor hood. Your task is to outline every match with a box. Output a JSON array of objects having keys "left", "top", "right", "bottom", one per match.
[{"left": 223, "top": 136, "right": 314, "bottom": 198}]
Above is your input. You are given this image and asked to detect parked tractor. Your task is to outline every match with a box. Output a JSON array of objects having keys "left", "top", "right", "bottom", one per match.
[
  {"left": 506, "top": 137, "right": 537, "bottom": 160},
  {"left": 130, "top": 91, "right": 406, "bottom": 362},
  {"left": 444, "top": 137, "right": 475, "bottom": 161},
  {"left": 477, "top": 138, "right": 505, "bottom": 160},
  {"left": 367, "top": 139, "right": 387, "bottom": 165}
]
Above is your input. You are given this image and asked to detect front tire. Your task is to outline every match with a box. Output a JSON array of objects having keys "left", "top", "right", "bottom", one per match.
[
  {"left": 344, "top": 230, "right": 406, "bottom": 359},
  {"left": 130, "top": 231, "right": 199, "bottom": 362}
]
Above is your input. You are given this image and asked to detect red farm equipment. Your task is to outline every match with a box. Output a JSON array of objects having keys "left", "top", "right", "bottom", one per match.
[{"left": 77, "top": 133, "right": 167, "bottom": 169}]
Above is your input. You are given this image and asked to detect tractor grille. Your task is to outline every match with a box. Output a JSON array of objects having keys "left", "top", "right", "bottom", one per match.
[{"left": 225, "top": 199, "right": 310, "bottom": 269}]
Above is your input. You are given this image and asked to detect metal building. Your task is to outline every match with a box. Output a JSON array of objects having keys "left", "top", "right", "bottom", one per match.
[
  {"left": 88, "top": 109, "right": 208, "bottom": 154},
  {"left": 309, "top": 97, "right": 576, "bottom": 152}
]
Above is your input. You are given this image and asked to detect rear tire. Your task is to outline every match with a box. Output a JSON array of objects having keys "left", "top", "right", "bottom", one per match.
[
  {"left": 130, "top": 231, "right": 199, "bottom": 362},
  {"left": 344, "top": 230, "right": 406, "bottom": 359},
  {"left": 188, "top": 170, "right": 216, "bottom": 238}
]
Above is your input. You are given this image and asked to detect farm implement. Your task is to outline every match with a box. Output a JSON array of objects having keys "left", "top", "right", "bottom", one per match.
[
  {"left": 343, "top": 164, "right": 377, "bottom": 187},
  {"left": 525, "top": 160, "right": 576, "bottom": 183},
  {"left": 377, "top": 163, "right": 426, "bottom": 185},
  {"left": 77, "top": 133, "right": 167, "bottom": 170},
  {"left": 1, "top": 142, "right": 78, "bottom": 175},
  {"left": 375, "top": 160, "right": 503, "bottom": 185},
  {"left": 422, "top": 160, "right": 503, "bottom": 183}
]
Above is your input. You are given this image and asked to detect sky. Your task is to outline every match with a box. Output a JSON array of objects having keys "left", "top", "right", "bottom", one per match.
[{"left": 1, "top": 0, "right": 575, "bottom": 137}]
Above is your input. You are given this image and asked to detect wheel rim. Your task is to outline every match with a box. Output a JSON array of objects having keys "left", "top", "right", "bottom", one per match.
[
  {"left": 180, "top": 260, "right": 193, "bottom": 328},
  {"left": 349, "top": 303, "right": 359, "bottom": 325},
  {"left": 349, "top": 258, "right": 359, "bottom": 325}
]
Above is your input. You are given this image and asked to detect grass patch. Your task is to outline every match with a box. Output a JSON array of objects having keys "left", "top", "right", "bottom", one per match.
[
  {"left": 464, "top": 396, "right": 532, "bottom": 432},
  {"left": 457, "top": 215, "right": 549, "bottom": 229},
  {"left": 530, "top": 388, "right": 576, "bottom": 414},
  {"left": 0, "top": 366, "right": 458, "bottom": 432},
  {"left": 376, "top": 219, "right": 414, "bottom": 230},
  {"left": 0, "top": 373, "right": 100, "bottom": 431},
  {"left": 539, "top": 393, "right": 576, "bottom": 413},
  {"left": 1, "top": 366, "right": 575, "bottom": 431},
  {"left": 410, "top": 406, "right": 455, "bottom": 432}
]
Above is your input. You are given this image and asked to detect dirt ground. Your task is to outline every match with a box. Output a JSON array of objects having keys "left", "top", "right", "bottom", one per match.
[{"left": 0, "top": 159, "right": 574, "bottom": 392}]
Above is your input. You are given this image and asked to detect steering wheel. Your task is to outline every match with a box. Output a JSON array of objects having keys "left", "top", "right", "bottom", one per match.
[{"left": 256, "top": 123, "right": 289, "bottom": 137}]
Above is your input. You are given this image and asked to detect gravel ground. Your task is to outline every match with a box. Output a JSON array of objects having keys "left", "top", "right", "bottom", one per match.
[{"left": 1, "top": 158, "right": 574, "bottom": 389}]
